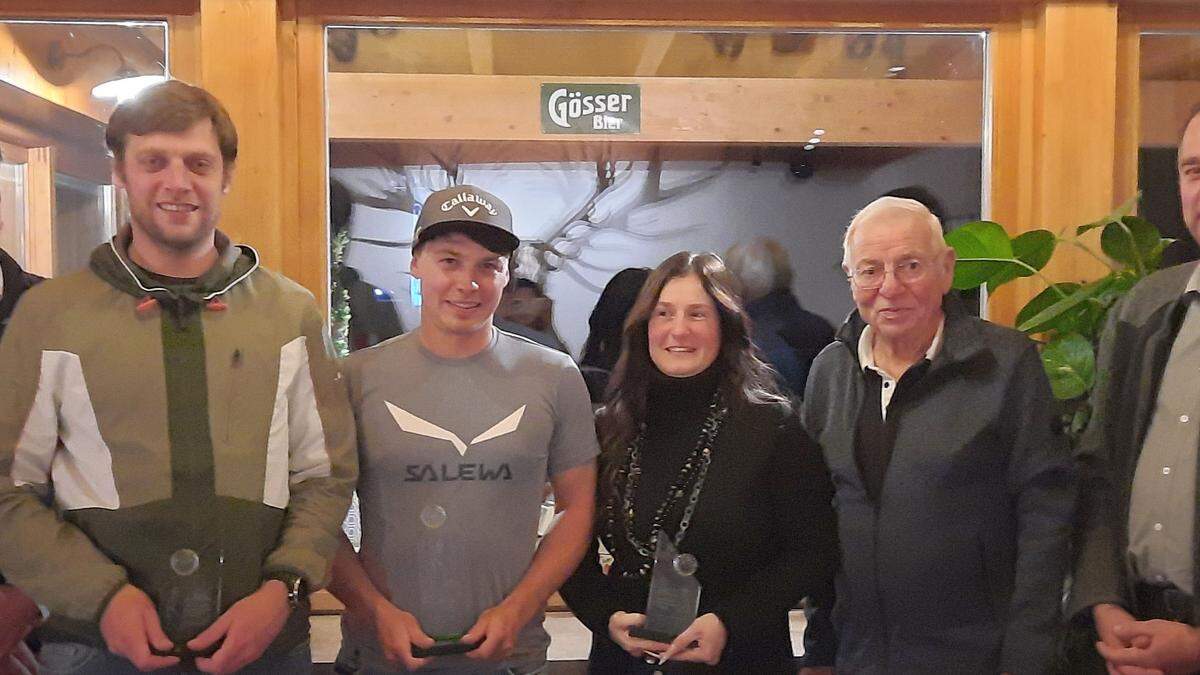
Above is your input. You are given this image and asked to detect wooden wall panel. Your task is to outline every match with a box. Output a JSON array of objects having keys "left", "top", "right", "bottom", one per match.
[
  {"left": 987, "top": 1, "right": 1119, "bottom": 326},
  {"left": 327, "top": 73, "right": 985, "bottom": 145},
  {"left": 198, "top": 0, "right": 284, "bottom": 271},
  {"left": 1115, "top": 20, "right": 1140, "bottom": 207},
  {"left": 23, "top": 145, "right": 54, "bottom": 278}
]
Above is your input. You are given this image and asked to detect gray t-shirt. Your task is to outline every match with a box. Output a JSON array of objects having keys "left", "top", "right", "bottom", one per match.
[{"left": 341, "top": 328, "right": 598, "bottom": 673}]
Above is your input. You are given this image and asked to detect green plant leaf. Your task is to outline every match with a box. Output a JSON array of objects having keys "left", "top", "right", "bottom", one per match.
[
  {"left": 1014, "top": 283, "right": 1080, "bottom": 330},
  {"left": 1146, "top": 237, "right": 1176, "bottom": 272},
  {"left": 1076, "top": 193, "right": 1140, "bottom": 236},
  {"left": 1072, "top": 300, "right": 1108, "bottom": 341},
  {"left": 1041, "top": 332, "right": 1096, "bottom": 400},
  {"left": 1093, "top": 271, "right": 1139, "bottom": 308},
  {"left": 1101, "top": 216, "right": 1161, "bottom": 271},
  {"left": 946, "top": 220, "right": 1013, "bottom": 290},
  {"left": 1017, "top": 278, "right": 1112, "bottom": 334},
  {"left": 985, "top": 229, "right": 1057, "bottom": 292}
]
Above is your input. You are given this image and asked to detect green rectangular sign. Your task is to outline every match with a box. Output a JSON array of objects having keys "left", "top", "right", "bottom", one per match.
[{"left": 540, "top": 83, "right": 641, "bottom": 135}]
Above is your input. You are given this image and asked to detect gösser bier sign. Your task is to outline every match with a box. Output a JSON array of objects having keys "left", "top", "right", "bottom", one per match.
[{"left": 540, "top": 83, "right": 641, "bottom": 135}]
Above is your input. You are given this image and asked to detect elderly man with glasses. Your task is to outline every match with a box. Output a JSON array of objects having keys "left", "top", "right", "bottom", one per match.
[{"left": 800, "top": 196, "right": 1077, "bottom": 674}]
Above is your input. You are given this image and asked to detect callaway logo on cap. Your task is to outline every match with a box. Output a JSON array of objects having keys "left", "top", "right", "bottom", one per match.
[{"left": 413, "top": 185, "right": 519, "bottom": 253}]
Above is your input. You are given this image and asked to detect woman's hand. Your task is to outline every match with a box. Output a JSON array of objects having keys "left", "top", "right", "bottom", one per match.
[
  {"left": 607, "top": 611, "right": 672, "bottom": 659},
  {"left": 660, "top": 613, "right": 727, "bottom": 666}
]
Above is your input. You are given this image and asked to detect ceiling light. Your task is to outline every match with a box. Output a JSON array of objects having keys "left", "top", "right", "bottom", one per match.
[{"left": 92, "top": 73, "right": 167, "bottom": 102}]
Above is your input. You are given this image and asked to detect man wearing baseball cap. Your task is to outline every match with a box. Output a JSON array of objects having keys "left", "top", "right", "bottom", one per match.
[{"left": 329, "top": 185, "right": 599, "bottom": 674}]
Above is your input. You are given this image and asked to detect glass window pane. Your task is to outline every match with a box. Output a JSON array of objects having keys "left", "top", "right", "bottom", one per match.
[
  {"left": 0, "top": 157, "right": 25, "bottom": 266},
  {"left": 0, "top": 19, "right": 168, "bottom": 276},
  {"left": 54, "top": 172, "right": 115, "bottom": 274},
  {"left": 325, "top": 26, "right": 987, "bottom": 361}
]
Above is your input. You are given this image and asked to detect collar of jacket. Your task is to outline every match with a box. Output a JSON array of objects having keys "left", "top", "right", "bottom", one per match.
[
  {"left": 834, "top": 294, "right": 987, "bottom": 374},
  {"left": 88, "top": 224, "right": 259, "bottom": 306}
]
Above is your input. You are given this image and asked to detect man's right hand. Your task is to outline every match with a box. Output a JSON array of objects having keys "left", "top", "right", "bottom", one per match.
[
  {"left": 371, "top": 599, "right": 434, "bottom": 671},
  {"left": 1093, "top": 603, "right": 1154, "bottom": 675},
  {"left": 607, "top": 611, "right": 672, "bottom": 660},
  {"left": 99, "top": 584, "right": 180, "bottom": 672}
]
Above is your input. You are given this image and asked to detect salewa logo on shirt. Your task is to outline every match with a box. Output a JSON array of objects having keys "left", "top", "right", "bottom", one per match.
[{"left": 385, "top": 403, "right": 525, "bottom": 456}]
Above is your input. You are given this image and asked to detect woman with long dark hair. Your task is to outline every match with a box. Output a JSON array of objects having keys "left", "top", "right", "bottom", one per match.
[{"left": 560, "top": 251, "right": 838, "bottom": 673}]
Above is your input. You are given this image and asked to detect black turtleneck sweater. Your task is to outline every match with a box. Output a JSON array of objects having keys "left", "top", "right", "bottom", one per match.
[
  {"left": 629, "top": 366, "right": 722, "bottom": 541},
  {"left": 560, "top": 367, "right": 840, "bottom": 673}
]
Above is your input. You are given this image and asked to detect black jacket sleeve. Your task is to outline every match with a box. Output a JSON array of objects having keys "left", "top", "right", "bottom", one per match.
[
  {"left": 1066, "top": 299, "right": 1130, "bottom": 621},
  {"left": 703, "top": 415, "right": 839, "bottom": 643},
  {"left": 559, "top": 533, "right": 622, "bottom": 636},
  {"left": 1000, "top": 344, "right": 1078, "bottom": 675}
]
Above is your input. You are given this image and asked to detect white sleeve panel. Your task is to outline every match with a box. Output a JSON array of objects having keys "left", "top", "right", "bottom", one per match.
[
  {"left": 13, "top": 351, "right": 119, "bottom": 510},
  {"left": 263, "top": 336, "right": 332, "bottom": 509}
]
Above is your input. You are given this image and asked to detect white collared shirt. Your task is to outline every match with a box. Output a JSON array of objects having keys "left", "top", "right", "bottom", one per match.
[{"left": 857, "top": 318, "right": 945, "bottom": 420}]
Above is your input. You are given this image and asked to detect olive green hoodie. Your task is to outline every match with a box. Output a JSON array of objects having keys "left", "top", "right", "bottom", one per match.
[{"left": 0, "top": 226, "right": 357, "bottom": 654}]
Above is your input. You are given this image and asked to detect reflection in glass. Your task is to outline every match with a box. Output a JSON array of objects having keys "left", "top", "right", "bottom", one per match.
[
  {"left": 0, "top": 20, "right": 167, "bottom": 277},
  {"left": 0, "top": 160, "right": 25, "bottom": 266},
  {"left": 325, "top": 24, "right": 987, "bottom": 559},
  {"left": 325, "top": 27, "right": 987, "bottom": 356},
  {"left": 1139, "top": 32, "right": 1200, "bottom": 265},
  {"left": 55, "top": 173, "right": 116, "bottom": 275}
]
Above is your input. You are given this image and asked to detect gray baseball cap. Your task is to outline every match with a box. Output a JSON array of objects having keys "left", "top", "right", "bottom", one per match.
[{"left": 413, "top": 185, "right": 518, "bottom": 254}]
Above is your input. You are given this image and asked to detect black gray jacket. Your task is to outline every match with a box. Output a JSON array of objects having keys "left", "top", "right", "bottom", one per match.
[
  {"left": 1069, "top": 262, "right": 1200, "bottom": 622},
  {"left": 802, "top": 300, "right": 1076, "bottom": 674},
  {"left": 0, "top": 247, "right": 42, "bottom": 343}
]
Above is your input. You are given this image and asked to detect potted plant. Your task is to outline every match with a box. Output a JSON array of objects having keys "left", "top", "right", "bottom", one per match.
[{"left": 945, "top": 196, "right": 1173, "bottom": 438}]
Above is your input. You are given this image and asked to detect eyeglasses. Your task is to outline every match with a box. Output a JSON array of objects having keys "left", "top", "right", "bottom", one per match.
[{"left": 846, "top": 258, "right": 929, "bottom": 290}]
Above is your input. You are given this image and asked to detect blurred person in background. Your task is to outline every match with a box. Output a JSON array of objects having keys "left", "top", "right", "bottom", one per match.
[
  {"left": 725, "top": 238, "right": 832, "bottom": 399},
  {"left": 579, "top": 267, "right": 651, "bottom": 404}
]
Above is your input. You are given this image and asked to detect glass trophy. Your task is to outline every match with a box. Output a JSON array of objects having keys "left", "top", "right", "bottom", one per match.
[
  {"left": 157, "top": 547, "right": 223, "bottom": 655},
  {"left": 630, "top": 530, "right": 701, "bottom": 644}
]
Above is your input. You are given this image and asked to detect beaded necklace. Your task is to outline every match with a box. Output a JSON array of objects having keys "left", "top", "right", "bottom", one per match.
[{"left": 603, "top": 391, "right": 728, "bottom": 578}]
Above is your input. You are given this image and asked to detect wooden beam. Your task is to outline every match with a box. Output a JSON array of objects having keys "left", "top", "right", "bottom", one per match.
[
  {"left": 23, "top": 145, "right": 54, "bottom": 278},
  {"left": 465, "top": 29, "right": 494, "bottom": 75},
  {"left": 634, "top": 33, "right": 674, "bottom": 76},
  {"left": 168, "top": 11, "right": 201, "bottom": 82},
  {"left": 1034, "top": 2, "right": 1118, "bottom": 280},
  {"left": 0, "top": 0, "right": 197, "bottom": 18},
  {"left": 293, "top": 12, "right": 331, "bottom": 302},
  {"left": 198, "top": 0, "right": 284, "bottom": 270},
  {"left": 987, "top": 1, "right": 1118, "bottom": 327},
  {"left": 1115, "top": 20, "right": 1139, "bottom": 210},
  {"left": 328, "top": 72, "right": 984, "bottom": 145},
  {"left": 0, "top": 80, "right": 110, "bottom": 183},
  {"left": 279, "top": 0, "right": 303, "bottom": 293},
  {"left": 330, "top": 139, "right": 919, "bottom": 165},
  {"left": 299, "top": 0, "right": 1011, "bottom": 27}
]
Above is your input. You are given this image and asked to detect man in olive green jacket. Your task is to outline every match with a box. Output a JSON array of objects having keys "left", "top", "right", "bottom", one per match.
[{"left": 0, "top": 80, "right": 357, "bottom": 674}]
